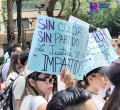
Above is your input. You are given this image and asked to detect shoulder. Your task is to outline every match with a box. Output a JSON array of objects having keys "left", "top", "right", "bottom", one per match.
[
  {"left": 7, "top": 72, "right": 18, "bottom": 85},
  {"left": 7, "top": 72, "right": 18, "bottom": 79},
  {"left": 13, "top": 75, "right": 25, "bottom": 89},
  {"left": 34, "top": 96, "right": 47, "bottom": 104},
  {"left": 2, "top": 61, "right": 10, "bottom": 69},
  {"left": 33, "top": 96, "right": 47, "bottom": 110}
]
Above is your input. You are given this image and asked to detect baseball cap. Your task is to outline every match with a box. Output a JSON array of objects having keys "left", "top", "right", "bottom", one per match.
[
  {"left": 85, "top": 66, "right": 108, "bottom": 78},
  {"left": 106, "top": 59, "right": 120, "bottom": 86}
]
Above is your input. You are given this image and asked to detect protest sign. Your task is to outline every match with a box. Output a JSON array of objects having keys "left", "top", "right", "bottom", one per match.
[
  {"left": 68, "top": 16, "right": 118, "bottom": 76},
  {"left": 26, "top": 15, "right": 89, "bottom": 79},
  {"left": 82, "top": 28, "right": 118, "bottom": 75},
  {"left": 68, "top": 15, "right": 90, "bottom": 29}
]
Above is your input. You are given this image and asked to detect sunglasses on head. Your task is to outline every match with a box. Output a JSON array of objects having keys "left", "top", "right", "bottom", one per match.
[{"left": 36, "top": 76, "right": 57, "bottom": 83}]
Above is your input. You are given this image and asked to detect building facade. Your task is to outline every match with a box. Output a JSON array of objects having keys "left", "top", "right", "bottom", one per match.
[
  {"left": 0, "top": 0, "right": 60, "bottom": 56},
  {"left": 0, "top": 0, "right": 60, "bottom": 44}
]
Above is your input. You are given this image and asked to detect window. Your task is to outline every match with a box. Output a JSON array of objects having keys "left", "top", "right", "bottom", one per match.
[
  {"left": 4, "top": 18, "right": 30, "bottom": 30},
  {"left": 22, "top": 19, "right": 29, "bottom": 29}
]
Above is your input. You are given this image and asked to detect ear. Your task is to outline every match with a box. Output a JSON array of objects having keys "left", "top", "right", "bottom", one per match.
[
  {"left": 29, "top": 78, "right": 36, "bottom": 87},
  {"left": 87, "top": 75, "right": 93, "bottom": 83}
]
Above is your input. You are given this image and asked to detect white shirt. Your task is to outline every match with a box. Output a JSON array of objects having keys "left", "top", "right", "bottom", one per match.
[
  {"left": 92, "top": 94, "right": 105, "bottom": 110},
  {"left": 20, "top": 95, "right": 47, "bottom": 110}
]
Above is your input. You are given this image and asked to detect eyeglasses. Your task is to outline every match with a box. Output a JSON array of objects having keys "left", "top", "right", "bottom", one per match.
[{"left": 36, "top": 76, "right": 57, "bottom": 83}]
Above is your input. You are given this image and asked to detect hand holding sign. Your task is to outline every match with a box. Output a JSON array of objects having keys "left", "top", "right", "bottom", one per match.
[
  {"left": 68, "top": 16, "right": 118, "bottom": 77},
  {"left": 26, "top": 15, "right": 89, "bottom": 80},
  {"left": 60, "top": 68, "right": 75, "bottom": 89}
]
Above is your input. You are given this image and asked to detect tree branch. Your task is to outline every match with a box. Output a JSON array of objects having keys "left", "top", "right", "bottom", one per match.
[
  {"left": 57, "top": 0, "right": 65, "bottom": 18},
  {"left": 74, "top": 0, "right": 80, "bottom": 16},
  {"left": 72, "top": 0, "right": 77, "bottom": 16},
  {"left": 46, "top": 0, "right": 58, "bottom": 17}
]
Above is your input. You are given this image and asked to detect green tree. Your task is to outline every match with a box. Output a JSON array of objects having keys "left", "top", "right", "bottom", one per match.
[
  {"left": 64, "top": 0, "right": 90, "bottom": 21},
  {"left": 91, "top": 1, "right": 120, "bottom": 37}
]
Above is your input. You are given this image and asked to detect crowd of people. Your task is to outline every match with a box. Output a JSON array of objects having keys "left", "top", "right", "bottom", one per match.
[{"left": 0, "top": 35, "right": 120, "bottom": 110}]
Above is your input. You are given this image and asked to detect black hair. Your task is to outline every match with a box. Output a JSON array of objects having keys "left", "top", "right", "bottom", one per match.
[
  {"left": 8, "top": 43, "right": 21, "bottom": 57},
  {"left": 47, "top": 87, "right": 92, "bottom": 110},
  {"left": 27, "top": 72, "right": 57, "bottom": 95},
  {"left": 7, "top": 51, "right": 29, "bottom": 77},
  {"left": 103, "top": 83, "right": 120, "bottom": 110},
  {"left": 27, "top": 71, "right": 42, "bottom": 81},
  {"left": 19, "top": 51, "right": 29, "bottom": 66},
  {"left": 7, "top": 52, "right": 20, "bottom": 76}
]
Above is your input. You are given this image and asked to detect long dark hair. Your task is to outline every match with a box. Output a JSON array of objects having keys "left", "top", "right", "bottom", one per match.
[
  {"left": 26, "top": 72, "right": 42, "bottom": 95},
  {"left": 19, "top": 72, "right": 57, "bottom": 106},
  {"left": 7, "top": 52, "right": 20, "bottom": 76},
  {"left": 103, "top": 83, "right": 120, "bottom": 110},
  {"left": 18, "top": 72, "right": 42, "bottom": 109}
]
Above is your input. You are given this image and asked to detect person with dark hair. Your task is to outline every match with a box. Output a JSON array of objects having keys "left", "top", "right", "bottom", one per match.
[
  {"left": 6, "top": 51, "right": 29, "bottom": 110},
  {"left": 7, "top": 43, "right": 21, "bottom": 57},
  {"left": 2, "top": 43, "right": 22, "bottom": 81},
  {"left": 18, "top": 71, "right": 57, "bottom": 110},
  {"left": 6, "top": 52, "right": 21, "bottom": 84},
  {"left": 47, "top": 87, "right": 98, "bottom": 110},
  {"left": 18, "top": 67, "right": 73, "bottom": 110},
  {"left": 74, "top": 66, "right": 109, "bottom": 110},
  {"left": 103, "top": 59, "right": 120, "bottom": 110}
]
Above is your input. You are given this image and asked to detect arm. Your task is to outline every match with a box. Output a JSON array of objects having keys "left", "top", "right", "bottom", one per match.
[
  {"left": 37, "top": 103, "right": 47, "bottom": 110},
  {"left": 13, "top": 76, "right": 25, "bottom": 109}
]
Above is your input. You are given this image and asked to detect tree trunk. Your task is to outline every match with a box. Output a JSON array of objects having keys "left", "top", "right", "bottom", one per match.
[
  {"left": 7, "top": 0, "right": 15, "bottom": 45},
  {"left": 72, "top": 0, "right": 77, "bottom": 16},
  {"left": 21, "top": 24, "right": 27, "bottom": 51},
  {"left": 46, "top": 0, "right": 58, "bottom": 17},
  {"left": 16, "top": 0, "right": 22, "bottom": 44}
]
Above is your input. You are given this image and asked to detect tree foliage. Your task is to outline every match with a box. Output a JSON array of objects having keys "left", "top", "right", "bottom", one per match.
[
  {"left": 64, "top": 0, "right": 120, "bottom": 37},
  {"left": 91, "top": 1, "right": 120, "bottom": 37}
]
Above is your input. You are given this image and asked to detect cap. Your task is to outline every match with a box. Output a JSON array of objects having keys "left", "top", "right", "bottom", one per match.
[
  {"left": 106, "top": 59, "right": 120, "bottom": 86},
  {"left": 86, "top": 66, "right": 108, "bottom": 78}
]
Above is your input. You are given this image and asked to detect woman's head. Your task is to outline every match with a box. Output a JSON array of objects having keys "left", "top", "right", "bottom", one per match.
[
  {"left": 8, "top": 51, "right": 29, "bottom": 75},
  {"left": 78, "top": 67, "right": 108, "bottom": 91},
  {"left": 26, "top": 71, "right": 57, "bottom": 96},
  {"left": 18, "top": 51, "right": 29, "bottom": 69},
  {"left": 8, "top": 52, "right": 20, "bottom": 74}
]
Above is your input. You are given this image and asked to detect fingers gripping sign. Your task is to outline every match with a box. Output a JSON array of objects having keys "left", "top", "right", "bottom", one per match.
[{"left": 60, "top": 68, "right": 76, "bottom": 89}]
